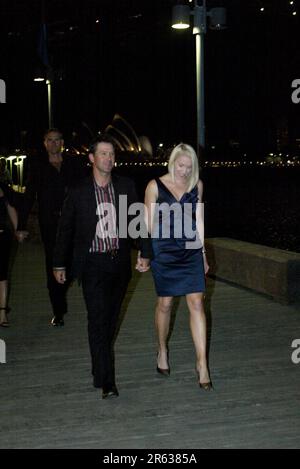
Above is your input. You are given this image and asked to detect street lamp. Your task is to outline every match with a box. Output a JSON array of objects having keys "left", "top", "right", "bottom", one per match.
[
  {"left": 46, "top": 75, "right": 53, "bottom": 128},
  {"left": 34, "top": 68, "right": 53, "bottom": 128},
  {"left": 5, "top": 155, "right": 17, "bottom": 182},
  {"left": 172, "top": 1, "right": 226, "bottom": 156}
]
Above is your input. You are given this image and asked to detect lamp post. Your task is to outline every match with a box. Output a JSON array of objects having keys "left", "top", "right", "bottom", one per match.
[
  {"left": 46, "top": 73, "right": 53, "bottom": 128},
  {"left": 172, "top": 1, "right": 226, "bottom": 156},
  {"left": 34, "top": 0, "right": 54, "bottom": 128},
  {"left": 34, "top": 68, "right": 53, "bottom": 128}
]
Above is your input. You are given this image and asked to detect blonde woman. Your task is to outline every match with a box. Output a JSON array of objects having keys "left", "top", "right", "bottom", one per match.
[{"left": 144, "top": 143, "right": 211, "bottom": 390}]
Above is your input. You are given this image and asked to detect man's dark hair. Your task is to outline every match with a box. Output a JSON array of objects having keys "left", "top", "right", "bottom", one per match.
[
  {"left": 44, "top": 128, "right": 63, "bottom": 140},
  {"left": 88, "top": 134, "right": 116, "bottom": 154}
]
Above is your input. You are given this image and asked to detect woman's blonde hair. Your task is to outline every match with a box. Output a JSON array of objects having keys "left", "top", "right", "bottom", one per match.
[{"left": 168, "top": 143, "right": 199, "bottom": 192}]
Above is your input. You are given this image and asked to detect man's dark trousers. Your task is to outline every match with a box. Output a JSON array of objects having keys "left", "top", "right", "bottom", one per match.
[
  {"left": 42, "top": 220, "right": 70, "bottom": 320},
  {"left": 81, "top": 252, "right": 130, "bottom": 389}
]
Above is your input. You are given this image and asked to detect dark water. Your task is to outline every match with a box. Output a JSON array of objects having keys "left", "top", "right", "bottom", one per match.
[{"left": 116, "top": 166, "right": 300, "bottom": 253}]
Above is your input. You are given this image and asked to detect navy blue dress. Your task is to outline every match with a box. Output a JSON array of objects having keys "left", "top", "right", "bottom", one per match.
[{"left": 150, "top": 178, "right": 205, "bottom": 297}]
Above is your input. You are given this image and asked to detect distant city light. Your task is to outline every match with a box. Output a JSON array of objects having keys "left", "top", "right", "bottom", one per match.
[
  {"left": 292, "top": 11, "right": 297, "bottom": 15},
  {"left": 260, "top": 7, "right": 265, "bottom": 12}
]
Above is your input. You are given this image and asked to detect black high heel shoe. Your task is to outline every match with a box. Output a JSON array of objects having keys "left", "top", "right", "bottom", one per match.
[
  {"left": 199, "top": 381, "right": 213, "bottom": 391},
  {"left": 196, "top": 369, "right": 212, "bottom": 391},
  {"left": 156, "top": 351, "right": 170, "bottom": 376}
]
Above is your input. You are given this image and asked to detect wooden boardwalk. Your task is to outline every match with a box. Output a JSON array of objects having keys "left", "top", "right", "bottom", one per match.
[{"left": 0, "top": 241, "right": 299, "bottom": 449}]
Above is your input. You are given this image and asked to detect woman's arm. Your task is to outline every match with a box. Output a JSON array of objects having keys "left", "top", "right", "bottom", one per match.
[
  {"left": 135, "top": 179, "right": 157, "bottom": 272},
  {"left": 144, "top": 179, "right": 158, "bottom": 236},
  {"left": 196, "top": 180, "right": 209, "bottom": 274},
  {"left": 196, "top": 180, "right": 204, "bottom": 248}
]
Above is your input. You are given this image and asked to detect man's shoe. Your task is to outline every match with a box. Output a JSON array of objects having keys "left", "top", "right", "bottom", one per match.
[
  {"left": 50, "top": 316, "right": 64, "bottom": 327},
  {"left": 102, "top": 385, "right": 119, "bottom": 399}
]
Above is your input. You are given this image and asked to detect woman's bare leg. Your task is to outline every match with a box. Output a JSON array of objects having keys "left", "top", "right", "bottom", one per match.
[
  {"left": 186, "top": 292, "right": 211, "bottom": 384},
  {"left": 155, "top": 296, "right": 173, "bottom": 369}
]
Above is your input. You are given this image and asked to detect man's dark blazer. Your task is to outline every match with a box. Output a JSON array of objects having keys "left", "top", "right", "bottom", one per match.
[
  {"left": 18, "top": 152, "right": 88, "bottom": 234},
  {"left": 53, "top": 173, "right": 152, "bottom": 280}
]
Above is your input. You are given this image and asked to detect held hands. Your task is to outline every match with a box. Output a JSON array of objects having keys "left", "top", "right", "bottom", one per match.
[
  {"left": 53, "top": 269, "right": 66, "bottom": 284},
  {"left": 15, "top": 230, "right": 29, "bottom": 243},
  {"left": 135, "top": 251, "right": 150, "bottom": 273}
]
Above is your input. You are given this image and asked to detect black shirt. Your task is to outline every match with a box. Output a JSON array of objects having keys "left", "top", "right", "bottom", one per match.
[{"left": 18, "top": 153, "right": 88, "bottom": 232}]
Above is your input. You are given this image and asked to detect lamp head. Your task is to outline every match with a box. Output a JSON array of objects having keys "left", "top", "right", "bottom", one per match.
[
  {"left": 171, "top": 5, "right": 190, "bottom": 29},
  {"left": 33, "top": 66, "right": 54, "bottom": 82},
  {"left": 33, "top": 64, "right": 46, "bottom": 82}
]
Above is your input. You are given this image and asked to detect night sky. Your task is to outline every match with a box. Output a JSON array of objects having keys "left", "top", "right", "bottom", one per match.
[{"left": 0, "top": 0, "right": 300, "bottom": 154}]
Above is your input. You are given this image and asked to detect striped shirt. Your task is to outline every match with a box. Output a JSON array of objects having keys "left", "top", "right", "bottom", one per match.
[{"left": 89, "top": 179, "right": 119, "bottom": 253}]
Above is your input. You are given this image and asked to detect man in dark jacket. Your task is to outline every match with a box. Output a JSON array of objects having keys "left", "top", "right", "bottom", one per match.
[
  {"left": 53, "top": 135, "right": 151, "bottom": 399},
  {"left": 17, "top": 128, "right": 87, "bottom": 326}
]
